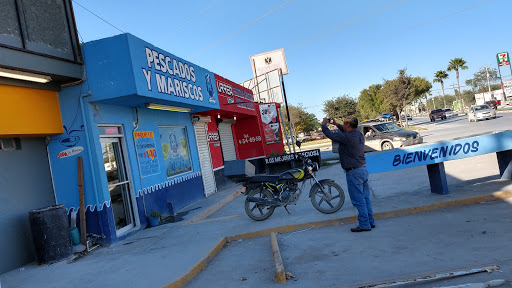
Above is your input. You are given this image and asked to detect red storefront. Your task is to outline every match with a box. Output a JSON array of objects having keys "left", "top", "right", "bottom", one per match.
[{"left": 194, "top": 74, "right": 284, "bottom": 192}]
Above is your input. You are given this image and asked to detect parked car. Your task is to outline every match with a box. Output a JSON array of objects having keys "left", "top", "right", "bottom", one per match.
[
  {"left": 378, "top": 113, "right": 393, "bottom": 122},
  {"left": 485, "top": 100, "right": 498, "bottom": 110},
  {"left": 442, "top": 108, "right": 454, "bottom": 117},
  {"left": 468, "top": 104, "right": 496, "bottom": 122},
  {"left": 400, "top": 114, "right": 412, "bottom": 120},
  {"left": 429, "top": 109, "right": 446, "bottom": 122},
  {"left": 332, "top": 122, "right": 423, "bottom": 152},
  {"left": 297, "top": 133, "right": 312, "bottom": 142},
  {"left": 315, "top": 132, "right": 326, "bottom": 140}
]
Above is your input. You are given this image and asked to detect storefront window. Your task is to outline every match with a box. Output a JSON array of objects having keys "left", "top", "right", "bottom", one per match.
[{"left": 159, "top": 127, "right": 193, "bottom": 178}]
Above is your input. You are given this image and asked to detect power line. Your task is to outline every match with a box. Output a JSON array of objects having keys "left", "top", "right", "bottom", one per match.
[
  {"left": 72, "top": 0, "right": 125, "bottom": 34},
  {"left": 192, "top": 0, "right": 293, "bottom": 58},
  {"left": 321, "top": 0, "right": 494, "bottom": 64},
  {"left": 288, "top": 0, "right": 409, "bottom": 53},
  {"left": 157, "top": 0, "right": 220, "bottom": 46}
]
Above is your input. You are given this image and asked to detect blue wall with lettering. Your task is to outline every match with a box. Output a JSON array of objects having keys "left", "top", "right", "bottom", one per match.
[
  {"left": 366, "top": 131, "right": 512, "bottom": 174},
  {"left": 83, "top": 33, "right": 219, "bottom": 112}
]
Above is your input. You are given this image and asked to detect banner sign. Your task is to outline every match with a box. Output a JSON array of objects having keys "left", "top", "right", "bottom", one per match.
[
  {"left": 502, "top": 79, "right": 512, "bottom": 96},
  {"left": 365, "top": 130, "right": 512, "bottom": 174},
  {"left": 214, "top": 74, "right": 255, "bottom": 112},
  {"left": 497, "top": 52, "right": 510, "bottom": 67},
  {"left": 159, "top": 127, "right": 193, "bottom": 178},
  {"left": 134, "top": 131, "right": 160, "bottom": 177},
  {"left": 250, "top": 48, "right": 288, "bottom": 76},
  {"left": 259, "top": 103, "right": 281, "bottom": 144},
  {"left": 264, "top": 149, "right": 321, "bottom": 165}
]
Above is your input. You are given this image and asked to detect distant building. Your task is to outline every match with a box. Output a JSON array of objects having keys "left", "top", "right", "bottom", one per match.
[{"left": 475, "top": 90, "right": 505, "bottom": 105}]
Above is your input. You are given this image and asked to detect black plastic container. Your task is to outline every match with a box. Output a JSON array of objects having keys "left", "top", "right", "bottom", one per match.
[{"left": 28, "top": 204, "right": 72, "bottom": 264}]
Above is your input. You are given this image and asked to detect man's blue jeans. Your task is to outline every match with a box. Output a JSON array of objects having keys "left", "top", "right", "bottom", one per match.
[{"left": 345, "top": 167, "right": 374, "bottom": 230}]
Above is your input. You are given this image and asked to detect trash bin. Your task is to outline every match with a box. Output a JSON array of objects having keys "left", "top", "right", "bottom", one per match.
[{"left": 28, "top": 204, "right": 72, "bottom": 264}]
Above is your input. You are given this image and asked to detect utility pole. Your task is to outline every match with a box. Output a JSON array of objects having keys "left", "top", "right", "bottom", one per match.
[
  {"left": 485, "top": 65, "right": 492, "bottom": 93},
  {"left": 451, "top": 83, "right": 464, "bottom": 111}
]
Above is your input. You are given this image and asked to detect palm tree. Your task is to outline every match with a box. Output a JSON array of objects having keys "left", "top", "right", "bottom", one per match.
[
  {"left": 433, "top": 70, "right": 449, "bottom": 108},
  {"left": 447, "top": 58, "right": 468, "bottom": 111}
]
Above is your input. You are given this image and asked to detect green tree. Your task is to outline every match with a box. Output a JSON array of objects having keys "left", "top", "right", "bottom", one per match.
[
  {"left": 322, "top": 94, "right": 358, "bottom": 121},
  {"left": 465, "top": 66, "right": 500, "bottom": 94},
  {"left": 447, "top": 58, "right": 468, "bottom": 110},
  {"left": 411, "top": 76, "right": 433, "bottom": 103},
  {"left": 379, "top": 69, "right": 411, "bottom": 115},
  {"left": 282, "top": 104, "right": 319, "bottom": 134},
  {"left": 462, "top": 90, "right": 476, "bottom": 106},
  {"left": 379, "top": 69, "right": 431, "bottom": 126},
  {"left": 433, "top": 70, "right": 449, "bottom": 108},
  {"left": 357, "top": 84, "right": 386, "bottom": 120}
]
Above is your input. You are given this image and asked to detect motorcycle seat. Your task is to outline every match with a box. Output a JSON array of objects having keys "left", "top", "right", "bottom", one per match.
[{"left": 246, "top": 175, "right": 280, "bottom": 183}]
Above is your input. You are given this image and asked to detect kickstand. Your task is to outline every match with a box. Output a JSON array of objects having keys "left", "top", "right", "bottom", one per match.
[{"left": 284, "top": 206, "right": 291, "bottom": 215}]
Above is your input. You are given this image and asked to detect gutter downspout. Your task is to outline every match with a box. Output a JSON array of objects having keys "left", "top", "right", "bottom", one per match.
[
  {"left": 46, "top": 137, "right": 58, "bottom": 205},
  {"left": 80, "top": 92, "right": 105, "bottom": 238}
]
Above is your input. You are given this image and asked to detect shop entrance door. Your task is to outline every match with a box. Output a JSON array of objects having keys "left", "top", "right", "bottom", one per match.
[
  {"left": 194, "top": 118, "right": 217, "bottom": 196},
  {"left": 218, "top": 121, "right": 237, "bottom": 161},
  {"left": 100, "top": 137, "right": 134, "bottom": 234}
]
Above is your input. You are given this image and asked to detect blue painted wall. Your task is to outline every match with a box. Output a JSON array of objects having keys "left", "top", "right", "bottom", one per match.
[{"left": 49, "top": 33, "right": 219, "bottom": 243}]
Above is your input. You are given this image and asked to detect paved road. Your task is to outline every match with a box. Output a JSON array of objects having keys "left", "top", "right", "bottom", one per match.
[
  {"left": 320, "top": 112, "right": 512, "bottom": 160},
  {"left": 186, "top": 199, "right": 512, "bottom": 288}
]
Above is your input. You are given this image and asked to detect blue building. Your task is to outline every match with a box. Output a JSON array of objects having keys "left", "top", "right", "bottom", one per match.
[{"left": 48, "top": 33, "right": 220, "bottom": 244}]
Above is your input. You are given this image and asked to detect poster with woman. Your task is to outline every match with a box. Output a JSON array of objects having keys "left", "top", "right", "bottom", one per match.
[
  {"left": 259, "top": 104, "right": 281, "bottom": 144},
  {"left": 159, "top": 127, "right": 192, "bottom": 178}
]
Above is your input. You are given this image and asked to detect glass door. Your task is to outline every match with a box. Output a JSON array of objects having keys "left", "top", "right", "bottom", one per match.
[{"left": 101, "top": 137, "right": 134, "bottom": 234}]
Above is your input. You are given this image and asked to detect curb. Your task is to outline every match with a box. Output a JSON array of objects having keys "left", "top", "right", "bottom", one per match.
[
  {"left": 270, "top": 232, "right": 286, "bottom": 284},
  {"left": 163, "top": 238, "right": 227, "bottom": 288},
  {"left": 166, "top": 190, "right": 512, "bottom": 287},
  {"left": 183, "top": 187, "right": 245, "bottom": 225}
]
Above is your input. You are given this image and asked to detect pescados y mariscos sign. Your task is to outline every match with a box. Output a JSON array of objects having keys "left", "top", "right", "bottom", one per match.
[
  {"left": 365, "top": 130, "right": 512, "bottom": 174},
  {"left": 136, "top": 42, "right": 219, "bottom": 109}
]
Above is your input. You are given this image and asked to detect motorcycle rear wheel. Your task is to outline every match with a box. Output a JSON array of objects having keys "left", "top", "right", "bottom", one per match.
[
  {"left": 244, "top": 188, "right": 276, "bottom": 221},
  {"left": 310, "top": 181, "right": 345, "bottom": 214}
]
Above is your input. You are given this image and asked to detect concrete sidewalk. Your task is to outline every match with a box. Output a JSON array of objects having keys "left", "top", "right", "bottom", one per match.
[{"left": 1, "top": 154, "right": 511, "bottom": 288}]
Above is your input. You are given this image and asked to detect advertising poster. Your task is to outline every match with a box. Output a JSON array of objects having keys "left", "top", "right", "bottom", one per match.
[
  {"left": 159, "top": 127, "right": 192, "bottom": 178},
  {"left": 207, "top": 122, "right": 223, "bottom": 169},
  {"left": 134, "top": 131, "right": 160, "bottom": 177},
  {"left": 259, "top": 104, "right": 281, "bottom": 144}
]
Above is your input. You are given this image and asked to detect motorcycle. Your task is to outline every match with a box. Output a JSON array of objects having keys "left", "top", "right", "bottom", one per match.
[{"left": 241, "top": 157, "right": 345, "bottom": 221}]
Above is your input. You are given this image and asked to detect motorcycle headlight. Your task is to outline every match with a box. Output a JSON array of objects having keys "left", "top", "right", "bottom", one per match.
[{"left": 393, "top": 137, "right": 407, "bottom": 141}]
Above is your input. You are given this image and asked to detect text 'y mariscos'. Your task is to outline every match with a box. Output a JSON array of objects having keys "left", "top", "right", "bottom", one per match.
[
  {"left": 392, "top": 141, "right": 479, "bottom": 167},
  {"left": 142, "top": 47, "right": 204, "bottom": 101}
]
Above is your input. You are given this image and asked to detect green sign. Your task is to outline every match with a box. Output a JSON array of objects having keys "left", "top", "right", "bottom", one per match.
[{"left": 497, "top": 52, "right": 510, "bottom": 66}]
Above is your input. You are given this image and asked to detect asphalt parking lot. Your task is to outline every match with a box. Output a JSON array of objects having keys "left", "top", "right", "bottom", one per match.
[{"left": 186, "top": 199, "right": 512, "bottom": 288}]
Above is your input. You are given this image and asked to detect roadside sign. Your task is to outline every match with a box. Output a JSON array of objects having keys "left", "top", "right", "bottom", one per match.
[{"left": 497, "top": 52, "right": 510, "bottom": 66}]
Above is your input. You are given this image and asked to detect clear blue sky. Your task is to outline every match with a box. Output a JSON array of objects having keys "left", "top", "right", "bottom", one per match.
[{"left": 73, "top": 0, "right": 512, "bottom": 119}]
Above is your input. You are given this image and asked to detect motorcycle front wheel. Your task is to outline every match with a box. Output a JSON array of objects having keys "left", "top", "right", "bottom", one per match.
[
  {"left": 244, "top": 188, "right": 276, "bottom": 221},
  {"left": 310, "top": 181, "right": 345, "bottom": 214}
]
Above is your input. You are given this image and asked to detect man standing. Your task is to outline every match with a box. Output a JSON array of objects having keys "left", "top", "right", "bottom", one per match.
[{"left": 321, "top": 116, "right": 375, "bottom": 232}]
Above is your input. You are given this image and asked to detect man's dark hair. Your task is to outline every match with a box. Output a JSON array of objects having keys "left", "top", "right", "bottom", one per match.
[{"left": 346, "top": 116, "right": 358, "bottom": 128}]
